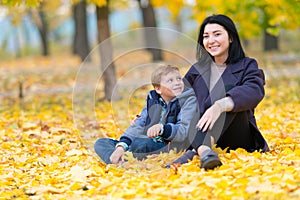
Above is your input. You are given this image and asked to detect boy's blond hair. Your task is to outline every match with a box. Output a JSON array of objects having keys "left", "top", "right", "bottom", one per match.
[{"left": 151, "top": 65, "right": 180, "bottom": 88}]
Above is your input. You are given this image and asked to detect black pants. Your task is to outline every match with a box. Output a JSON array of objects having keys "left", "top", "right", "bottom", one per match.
[{"left": 191, "top": 111, "right": 256, "bottom": 152}]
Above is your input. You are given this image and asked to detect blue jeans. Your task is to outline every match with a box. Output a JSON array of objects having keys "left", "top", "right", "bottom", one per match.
[{"left": 94, "top": 137, "right": 167, "bottom": 164}]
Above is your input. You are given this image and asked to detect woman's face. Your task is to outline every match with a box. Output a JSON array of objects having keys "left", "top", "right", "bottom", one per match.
[{"left": 203, "top": 23, "right": 231, "bottom": 64}]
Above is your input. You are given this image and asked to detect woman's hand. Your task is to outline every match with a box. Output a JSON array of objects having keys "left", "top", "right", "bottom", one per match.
[
  {"left": 147, "top": 124, "right": 163, "bottom": 138},
  {"left": 197, "top": 103, "right": 222, "bottom": 132},
  {"left": 110, "top": 146, "right": 125, "bottom": 164}
]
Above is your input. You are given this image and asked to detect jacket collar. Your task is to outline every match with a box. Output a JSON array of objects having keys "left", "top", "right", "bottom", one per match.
[
  {"left": 193, "top": 59, "right": 245, "bottom": 109},
  {"left": 220, "top": 59, "right": 245, "bottom": 89},
  {"left": 193, "top": 59, "right": 244, "bottom": 76}
]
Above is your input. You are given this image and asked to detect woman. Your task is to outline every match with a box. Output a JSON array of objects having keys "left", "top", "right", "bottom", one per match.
[{"left": 171, "top": 14, "right": 269, "bottom": 170}]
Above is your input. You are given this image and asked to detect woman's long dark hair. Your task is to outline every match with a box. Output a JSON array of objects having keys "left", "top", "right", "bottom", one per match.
[{"left": 196, "top": 14, "right": 245, "bottom": 64}]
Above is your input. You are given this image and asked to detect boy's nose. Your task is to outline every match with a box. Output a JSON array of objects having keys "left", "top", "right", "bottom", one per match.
[{"left": 175, "top": 80, "right": 181, "bottom": 85}]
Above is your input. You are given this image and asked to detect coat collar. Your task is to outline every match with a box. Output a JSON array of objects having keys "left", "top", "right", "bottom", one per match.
[
  {"left": 192, "top": 58, "right": 244, "bottom": 75},
  {"left": 192, "top": 59, "right": 245, "bottom": 110},
  {"left": 220, "top": 59, "right": 245, "bottom": 91},
  {"left": 193, "top": 60, "right": 244, "bottom": 88}
]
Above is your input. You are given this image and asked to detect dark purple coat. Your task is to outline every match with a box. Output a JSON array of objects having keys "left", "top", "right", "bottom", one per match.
[{"left": 185, "top": 57, "right": 269, "bottom": 152}]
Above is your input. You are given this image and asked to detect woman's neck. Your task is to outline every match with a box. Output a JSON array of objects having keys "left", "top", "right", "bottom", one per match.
[{"left": 214, "top": 54, "right": 228, "bottom": 65}]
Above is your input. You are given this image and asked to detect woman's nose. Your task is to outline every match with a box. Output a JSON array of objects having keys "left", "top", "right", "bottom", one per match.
[{"left": 208, "top": 36, "right": 215, "bottom": 43}]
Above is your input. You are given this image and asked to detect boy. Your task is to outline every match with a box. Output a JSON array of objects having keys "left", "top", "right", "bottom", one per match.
[{"left": 94, "top": 65, "right": 199, "bottom": 164}]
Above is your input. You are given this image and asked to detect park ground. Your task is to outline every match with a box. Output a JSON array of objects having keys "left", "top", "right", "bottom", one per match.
[{"left": 0, "top": 49, "right": 299, "bottom": 199}]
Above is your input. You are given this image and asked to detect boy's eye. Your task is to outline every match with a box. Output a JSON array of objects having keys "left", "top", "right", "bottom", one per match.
[{"left": 167, "top": 79, "right": 173, "bottom": 83}]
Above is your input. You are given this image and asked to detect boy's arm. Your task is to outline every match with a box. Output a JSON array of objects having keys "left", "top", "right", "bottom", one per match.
[
  {"left": 117, "top": 105, "right": 148, "bottom": 149},
  {"left": 161, "top": 93, "right": 199, "bottom": 142}
]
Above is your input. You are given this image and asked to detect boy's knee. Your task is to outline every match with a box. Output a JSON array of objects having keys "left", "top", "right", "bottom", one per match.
[
  {"left": 94, "top": 138, "right": 116, "bottom": 164},
  {"left": 94, "top": 138, "right": 111, "bottom": 150},
  {"left": 130, "top": 140, "right": 143, "bottom": 152},
  {"left": 95, "top": 137, "right": 109, "bottom": 144}
]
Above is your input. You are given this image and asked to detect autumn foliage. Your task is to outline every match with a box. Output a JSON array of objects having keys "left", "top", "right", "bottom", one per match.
[{"left": 1, "top": 54, "right": 300, "bottom": 199}]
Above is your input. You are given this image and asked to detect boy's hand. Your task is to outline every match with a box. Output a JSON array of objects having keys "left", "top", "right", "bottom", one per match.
[
  {"left": 110, "top": 146, "right": 125, "bottom": 164},
  {"left": 147, "top": 124, "right": 163, "bottom": 138}
]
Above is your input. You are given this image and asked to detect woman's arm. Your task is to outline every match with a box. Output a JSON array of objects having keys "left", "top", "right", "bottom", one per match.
[
  {"left": 226, "top": 59, "right": 265, "bottom": 112},
  {"left": 196, "top": 96, "right": 234, "bottom": 131}
]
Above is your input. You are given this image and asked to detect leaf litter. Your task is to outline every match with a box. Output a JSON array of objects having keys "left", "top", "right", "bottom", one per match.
[{"left": 0, "top": 56, "right": 300, "bottom": 199}]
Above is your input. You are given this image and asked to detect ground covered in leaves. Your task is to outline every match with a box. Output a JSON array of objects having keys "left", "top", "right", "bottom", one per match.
[{"left": 1, "top": 53, "right": 300, "bottom": 199}]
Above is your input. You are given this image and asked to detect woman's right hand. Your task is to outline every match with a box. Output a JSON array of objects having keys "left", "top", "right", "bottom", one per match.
[
  {"left": 110, "top": 146, "right": 125, "bottom": 164},
  {"left": 197, "top": 103, "right": 222, "bottom": 132}
]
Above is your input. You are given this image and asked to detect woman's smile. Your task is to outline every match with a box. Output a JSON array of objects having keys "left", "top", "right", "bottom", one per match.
[{"left": 203, "top": 23, "right": 230, "bottom": 64}]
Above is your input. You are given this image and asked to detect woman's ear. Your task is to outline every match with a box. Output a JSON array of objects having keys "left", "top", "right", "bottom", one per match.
[{"left": 154, "top": 86, "right": 161, "bottom": 94}]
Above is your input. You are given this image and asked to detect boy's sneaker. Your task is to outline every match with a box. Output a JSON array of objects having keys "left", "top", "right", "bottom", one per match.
[
  {"left": 200, "top": 149, "right": 222, "bottom": 170},
  {"left": 166, "top": 150, "right": 198, "bottom": 168}
]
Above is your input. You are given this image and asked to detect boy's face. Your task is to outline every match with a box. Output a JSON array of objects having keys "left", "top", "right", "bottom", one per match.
[{"left": 155, "top": 71, "right": 184, "bottom": 103}]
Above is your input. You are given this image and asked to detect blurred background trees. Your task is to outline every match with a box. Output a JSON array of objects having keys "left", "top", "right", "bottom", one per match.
[
  {"left": 73, "top": 0, "right": 90, "bottom": 61},
  {"left": 0, "top": 0, "right": 299, "bottom": 100},
  {"left": 2, "top": 0, "right": 299, "bottom": 56},
  {"left": 138, "top": 0, "right": 163, "bottom": 61}
]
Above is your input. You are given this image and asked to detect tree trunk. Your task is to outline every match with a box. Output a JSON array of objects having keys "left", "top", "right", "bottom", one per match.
[
  {"left": 30, "top": 2, "right": 49, "bottom": 56},
  {"left": 138, "top": 0, "right": 163, "bottom": 61},
  {"left": 30, "top": 3, "right": 49, "bottom": 56},
  {"left": 37, "top": 9, "right": 49, "bottom": 56},
  {"left": 263, "top": 30, "right": 279, "bottom": 51},
  {"left": 73, "top": 0, "right": 90, "bottom": 61},
  {"left": 96, "top": 3, "right": 118, "bottom": 101},
  {"left": 242, "top": 38, "right": 249, "bottom": 49}
]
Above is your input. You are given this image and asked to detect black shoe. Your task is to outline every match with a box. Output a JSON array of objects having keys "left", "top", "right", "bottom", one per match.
[
  {"left": 200, "top": 149, "right": 222, "bottom": 170},
  {"left": 166, "top": 150, "right": 198, "bottom": 168}
]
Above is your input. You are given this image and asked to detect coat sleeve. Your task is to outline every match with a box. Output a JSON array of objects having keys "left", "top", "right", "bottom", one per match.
[
  {"left": 161, "top": 94, "right": 199, "bottom": 142},
  {"left": 226, "top": 59, "right": 265, "bottom": 112},
  {"left": 119, "top": 104, "right": 148, "bottom": 146}
]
